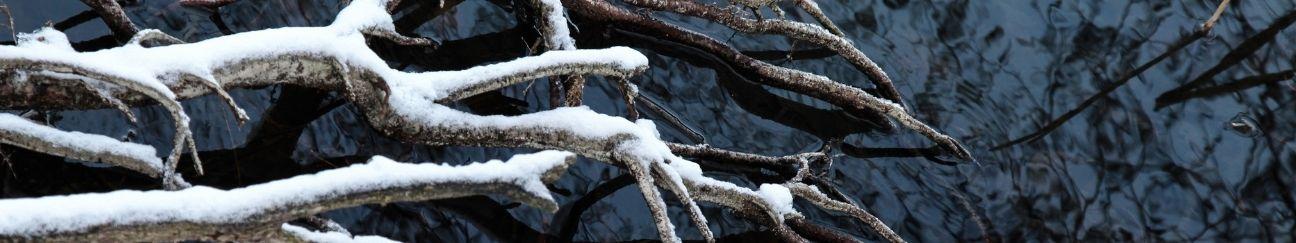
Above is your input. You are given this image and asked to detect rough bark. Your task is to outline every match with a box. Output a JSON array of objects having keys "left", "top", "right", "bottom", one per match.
[
  {"left": 0, "top": 153, "right": 575, "bottom": 242},
  {"left": 564, "top": 0, "right": 972, "bottom": 161}
]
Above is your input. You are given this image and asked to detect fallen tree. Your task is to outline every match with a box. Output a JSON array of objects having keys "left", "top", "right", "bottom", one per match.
[{"left": 0, "top": 0, "right": 973, "bottom": 242}]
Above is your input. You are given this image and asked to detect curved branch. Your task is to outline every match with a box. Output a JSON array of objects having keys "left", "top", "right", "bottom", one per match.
[
  {"left": 0, "top": 151, "right": 576, "bottom": 241},
  {"left": 622, "top": 0, "right": 904, "bottom": 107},
  {"left": 0, "top": 113, "right": 167, "bottom": 180},
  {"left": 0, "top": 1, "right": 917, "bottom": 241},
  {"left": 565, "top": 0, "right": 972, "bottom": 161},
  {"left": 4, "top": 28, "right": 200, "bottom": 184},
  {"left": 786, "top": 182, "right": 904, "bottom": 243},
  {"left": 78, "top": 0, "right": 138, "bottom": 41},
  {"left": 792, "top": 0, "right": 844, "bottom": 37},
  {"left": 668, "top": 142, "right": 822, "bottom": 170}
]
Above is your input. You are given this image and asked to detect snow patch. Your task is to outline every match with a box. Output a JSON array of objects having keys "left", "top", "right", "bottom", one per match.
[
  {"left": 757, "top": 184, "right": 797, "bottom": 218},
  {"left": 330, "top": 0, "right": 397, "bottom": 33},
  {"left": 16, "top": 27, "right": 74, "bottom": 52},
  {"left": 538, "top": 0, "right": 577, "bottom": 50},
  {"left": 282, "top": 224, "right": 398, "bottom": 243}
]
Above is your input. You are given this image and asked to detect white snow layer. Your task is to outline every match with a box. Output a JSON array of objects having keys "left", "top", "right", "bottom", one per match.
[
  {"left": 0, "top": 0, "right": 642, "bottom": 103},
  {"left": 0, "top": 151, "right": 573, "bottom": 236},
  {"left": 16, "top": 27, "right": 75, "bottom": 52},
  {"left": 0, "top": 0, "right": 794, "bottom": 237},
  {"left": 539, "top": 0, "right": 578, "bottom": 50},
  {"left": 282, "top": 224, "right": 399, "bottom": 243},
  {"left": 757, "top": 184, "right": 797, "bottom": 217},
  {"left": 387, "top": 46, "right": 647, "bottom": 100},
  {"left": 0, "top": 113, "right": 163, "bottom": 172}
]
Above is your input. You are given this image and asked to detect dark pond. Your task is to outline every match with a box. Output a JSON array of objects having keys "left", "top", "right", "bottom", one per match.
[{"left": 1, "top": 0, "right": 1293, "bottom": 242}]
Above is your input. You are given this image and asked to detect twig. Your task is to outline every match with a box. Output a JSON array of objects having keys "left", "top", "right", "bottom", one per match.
[
  {"left": 793, "top": 0, "right": 844, "bottom": 37},
  {"left": 1201, "top": 0, "right": 1230, "bottom": 31}
]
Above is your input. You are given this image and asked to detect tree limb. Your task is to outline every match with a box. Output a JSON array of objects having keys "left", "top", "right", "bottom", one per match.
[{"left": 0, "top": 151, "right": 576, "bottom": 241}]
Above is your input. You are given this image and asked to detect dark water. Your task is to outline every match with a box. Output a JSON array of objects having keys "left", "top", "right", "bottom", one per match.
[{"left": 2, "top": 0, "right": 1294, "bottom": 242}]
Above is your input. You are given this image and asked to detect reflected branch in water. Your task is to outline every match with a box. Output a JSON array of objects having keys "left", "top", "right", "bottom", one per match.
[
  {"left": 591, "top": 26, "right": 891, "bottom": 139},
  {"left": 992, "top": 0, "right": 1238, "bottom": 150},
  {"left": 1155, "top": 9, "right": 1296, "bottom": 109},
  {"left": 1157, "top": 69, "right": 1296, "bottom": 107},
  {"left": 394, "top": 0, "right": 466, "bottom": 34},
  {"left": 553, "top": 174, "right": 636, "bottom": 241},
  {"left": 839, "top": 143, "right": 957, "bottom": 166},
  {"left": 742, "top": 48, "right": 837, "bottom": 61},
  {"left": 78, "top": 0, "right": 139, "bottom": 41},
  {"left": 429, "top": 196, "right": 556, "bottom": 242},
  {"left": 52, "top": 10, "right": 97, "bottom": 32},
  {"left": 635, "top": 94, "right": 707, "bottom": 143}
]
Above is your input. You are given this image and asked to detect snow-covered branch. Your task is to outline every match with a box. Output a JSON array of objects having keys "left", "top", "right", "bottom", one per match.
[
  {"left": 0, "top": 151, "right": 576, "bottom": 241},
  {"left": 0, "top": 0, "right": 963, "bottom": 241},
  {"left": 0, "top": 113, "right": 176, "bottom": 185}
]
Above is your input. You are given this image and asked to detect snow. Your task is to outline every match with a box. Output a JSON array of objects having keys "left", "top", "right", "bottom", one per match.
[
  {"left": 16, "top": 27, "right": 74, "bottom": 52},
  {"left": 383, "top": 96, "right": 662, "bottom": 148},
  {"left": 1, "top": 42, "right": 177, "bottom": 99},
  {"left": 668, "top": 156, "right": 800, "bottom": 220},
  {"left": 330, "top": 0, "right": 397, "bottom": 34},
  {"left": 0, "top": 0, "right": 793, "bottom": 238},
  {"left": 539, "top": 0, "right": 577, "bottom": 50},
  {"left": 627, "top": 82, "right": 640, "bottom": 94},
  {"left": 0, "top": 113, "right": 162, "bottom": 173},
  {"left": 281, "top": 224, "right": 398, "bottom": 243},
  {"left": 0, "top": 151, "right": 573, "bottom": 236},
  {"left": 757, "top": 184, "right": 796, "bottom": 217},
  {"left": 876, "top": 94, "right": 905, "bottom": 110},
  {"left": 126, "top": 29, "right": 170, "bottom": 45},
  {"left": 0, "top": 0, "right": 643, "bottom": 103},
  {"left": 387, "top": 46, "right": 648, "bottom": 100},
  {"left": 33, "top": 70, "right": 126, "bottom": 96}
]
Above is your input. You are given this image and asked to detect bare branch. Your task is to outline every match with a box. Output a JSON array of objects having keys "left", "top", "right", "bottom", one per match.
[
  {"left": 362, "top": 27, "right": 437, "bottom": 46},
  {"left": 786, "top": 182, "right": 904, "bottom": 243},
  {"left": 793, "top": 0, "right": 844, "bottom": 37},
  {"left": 623, "top": 0, "right": 905, "bottom": 107},
  {"left": 668, "top": 142, "right": 822, "bottom": 170},
  {"left": 651, "top": 162, "right": 715, "bottom": 243},
  {"left": 1201, "top": 0, "right": 1231, "bottom": 31},
  {"left": 78, "top": 0, "right": 139, "bottom": 41},
  {"left": 566, "top": 0, "right": 972, "bottom": 161}
]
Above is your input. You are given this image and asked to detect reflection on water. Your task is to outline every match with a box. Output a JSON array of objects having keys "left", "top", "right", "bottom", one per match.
[{"left": 1, "top": 0, "right": 1293, "bottom": 242}]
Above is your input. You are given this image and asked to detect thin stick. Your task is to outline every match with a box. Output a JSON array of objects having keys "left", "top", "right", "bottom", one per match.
[
  {"left": 1201, "top": 0, "right": 1230, "bottom": 31},
  {"left": 0, "top": 4, "right": 15, "bottom": 42}
]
